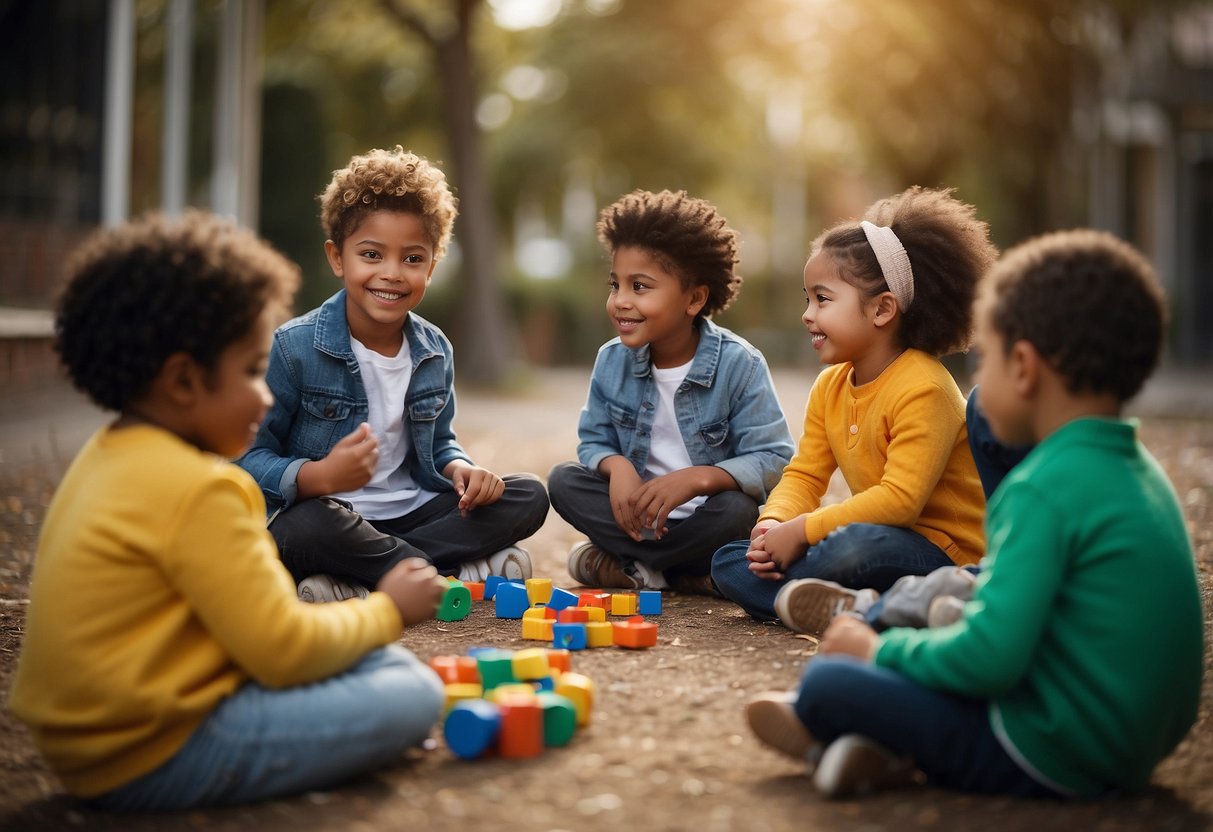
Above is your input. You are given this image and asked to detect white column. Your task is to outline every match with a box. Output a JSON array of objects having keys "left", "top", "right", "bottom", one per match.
[
  {"left": 102, "top": 0, "right": 135, "bottom": 226},
  {"left": 212, "top": 0, "right": 263, "bottom": 226},
  {"left": 161, "top": 0, "right": 194, "bottom": 216}
]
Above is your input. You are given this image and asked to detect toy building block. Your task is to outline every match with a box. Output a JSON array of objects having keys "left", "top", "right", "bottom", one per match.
[
  {"left": 437, "top": 583, "right": 472, "bottom": 621},
  {"left": 521, "top": 617, "right": 555, "bottom": 641},
  {"left": 555, "top": 672, "right": 594, "bottom": 726},
  {"left": 512, "top": 647, "right": 551, "bottom": 681},
  {"left": 612, "top": 615, "right": 658, "bottom": 649},
  {"left": 429, "top": 655, "right": 481, "bottom": 685},
  {"left": 553, "top": 622, "right": 588, "bottom": 651},
  {"left": 494, "top": 581, "right": 531, "bottom": 619},
  {"left": 546, "top": 587, "right": 579, "bottom": 611},
  {"left": 578, "top": 591, "right": 611, "bottom": 609},
  {"left": 444, "top": 699, "right": 501, "bottom": 759},
  {"left": 443, "top": 682, "right": 484, "bottom": 711},
  {"left": 536, "top": 691, "right": 578, "bottom": 747},
  {"left": 497, "top": 694, "right": 545, "bottom": 759},
  {"left": 557, "top": 607, "right": 590, "bottom": 624},
  {"left": 610, "top": 592, "right": 638, "bottom": 616},
  {"left": 476, "top": 650, "right": 517, "bottom": 690},
  {"left": 483, "top": 575, "right": 506, "bottom": 600},
  {"left": 545, "top": 649, "right": 572, "bottom": 674},
  {"left": 531, "top": 675, "right": 555, "bottom": 692},
  {"left": 583, "top": 605, "right": 607, "bottom": 622},
  {"left": 638, "top": 590, "right": 662, "bottom": 615},
  {"left": 486, "top": 683, "right": 538, "bottom": 703},
  {"left": 525, "top": 577, "right": 553, "bottom": 606},
  {"left": 523, "top": 606, "right": 557, "bottom": 620},
  {"left": 585, "top": 621, "right": 614, "bottom": 648},
  {"left": 464, "top": 581, "right": 486, "bottom": 601}
]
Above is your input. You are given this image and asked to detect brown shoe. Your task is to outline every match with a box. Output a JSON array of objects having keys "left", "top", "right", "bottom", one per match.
[
  {"left": 745, "top": 692, "right": 819, "bottom": 763},
  {"left": 774, "top": 578, "right": 878, "bottom": 636},
  {"left": 813, "top": 734, "right": 921, "bottom": 798},
  {"left": 566, "top": 541, "right": 640, "bottom": 589},
  {"left": 668, "top": 572, "right": 721, "bottom": 597}
]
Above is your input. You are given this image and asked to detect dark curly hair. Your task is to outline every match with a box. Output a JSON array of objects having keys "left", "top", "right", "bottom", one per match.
[
  {"left": 980, "top": 229, "right": 1165, "bottom": 402},
  {"left": 596, "top": 189, "right": 742, "bottom": 318},
  {"left": 811, "top": 187, "right": 997, "bottom": 356},
  {"left": 55, "top": 210, "right": 300, "bottom": 412},
  {"left": 319, "top": 145, "right": 458, "bottom": 258}
]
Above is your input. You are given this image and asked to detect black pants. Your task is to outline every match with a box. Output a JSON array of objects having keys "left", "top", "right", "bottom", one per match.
[{"left": 269, "top": 474, "right": 549, "bottom": 587}]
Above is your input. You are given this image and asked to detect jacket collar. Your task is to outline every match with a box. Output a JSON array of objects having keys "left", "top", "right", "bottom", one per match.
[
  {"left": 312, "top": 289, "right": 442, "bottom": 363},
  {"left": 628, "top": 318, "right": 721, "bottom": 387}
]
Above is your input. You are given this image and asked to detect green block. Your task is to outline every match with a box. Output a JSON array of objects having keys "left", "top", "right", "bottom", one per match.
[
  {"left": 537, "top": 691, "right": 578, "bottom": 747},
  {"left": 437, "top": 584, "right": 472, "bottom": 622},
  {"left": 477, "top": 652, "right": 516, "bottom": 690}
]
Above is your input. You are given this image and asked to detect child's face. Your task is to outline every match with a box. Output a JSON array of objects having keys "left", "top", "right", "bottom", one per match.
[
  {"left": 972, "top": 307, "right": 1034, "bottom": 446},
  {"left": 189, "top": 311, "right": 275, "bottom": 459},
  {"left": 606, "top": 246, "right": 706, "bottom": 365},
  {"left": 325, "top": 210, "right": 436, "bottom": 354},
  {"left": 801, "top": 252, "right": 879, "bottom": 368}
]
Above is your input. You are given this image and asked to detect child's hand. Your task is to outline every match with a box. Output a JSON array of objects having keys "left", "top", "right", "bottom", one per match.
[
  {"left": 311, "top": 423, "right": 379, "bottom": 493},
  {"left": 446, "top": 462, "right": 505, "bottom": 517},
  {"left": 376, "top": 558, "right": 445, "bottom": 627},
  {"left": 750, "top": 518, "right": 779, "bottom": 541},
  {"left": 820, "top": 615, "right": 879, "bottom": 661},
  {"left": 602, "top": 461, "right": 645, "bottom": 540},
  {"left": 630, "top": 470, "right": 700, "bottom": 540},
  {"left": 763, "top": 517, "right": 810, "bottom": 572}
]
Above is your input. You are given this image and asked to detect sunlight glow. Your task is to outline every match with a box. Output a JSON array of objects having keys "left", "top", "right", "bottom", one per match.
[{"left": 489, "top": 0, "right": 562, "bottom": 31}]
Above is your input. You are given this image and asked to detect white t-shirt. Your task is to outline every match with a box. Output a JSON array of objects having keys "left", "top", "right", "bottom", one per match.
[
  {"left": 645, "top": 360, "right": 708, "bottom": 522},
  {"left": 333, "top": 336, "right": 439, "bottom": 520}
]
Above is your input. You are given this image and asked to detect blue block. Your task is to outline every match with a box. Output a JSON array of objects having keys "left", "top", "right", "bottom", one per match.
[
  {"left": 444, "top": 699, "right": 501, "bottom": 759},
  {"left": 638, "top": 590, "right": 663, "bottom": 615},
  {"left": 552, "top": 622, "right": 587, "bottom": 651},
  {"left": 531, "top": 675, "right": 555, "bottom": 692},
  {"left": 495, "top": 581, "right": 531, "bottom": 619},
  {"left": 484, "top": 575, "right": 507, "bottom": 600},
  {"left": 546, "top": 587, "right": 579, "bottom": 611}
]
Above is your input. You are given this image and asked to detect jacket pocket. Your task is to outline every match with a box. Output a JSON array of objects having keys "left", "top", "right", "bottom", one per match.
[
  {"left": 296, "top": 393, "right": 359, "bottom": 454},
  {"left": 698, "top": 418, "right": 730, "bottom": 449}
]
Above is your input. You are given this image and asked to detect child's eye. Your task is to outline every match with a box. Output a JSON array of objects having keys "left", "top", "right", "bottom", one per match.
[
  {"left": 405, "top": 254, "right": 425, "bottom": 264},
  {"left": 360, "top": 250, "right": 381, "bottom": 260},
  {"left": 632, "top": 281, "right": 647, "bottom": 292},
  {"left": 607, "top": 278, "right": 619, "bottom": 291}
]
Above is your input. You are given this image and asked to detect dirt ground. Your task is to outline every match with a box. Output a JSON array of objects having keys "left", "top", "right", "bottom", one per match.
[{"left": 1, "top": 368, "right": 1211, "bottom": 831}]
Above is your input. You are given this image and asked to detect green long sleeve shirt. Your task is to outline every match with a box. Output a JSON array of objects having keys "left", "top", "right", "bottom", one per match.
[{"left": 875, "top": 418, "right": 1203, "bottom": 796}]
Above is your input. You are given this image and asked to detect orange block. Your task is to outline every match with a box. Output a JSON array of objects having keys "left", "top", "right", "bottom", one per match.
[
  {"left": 578, "top": 591, "right": 611, "bottom": 609},
  {"left": 497, "top": 694, "right": 544, "bottom": 758},
  {"left": 612, "top": 615, "right": 657, "bottom": 648},
  {"left": 429, "top": 655, "right": 481, "bottom": 684},
  {"left": 546, "top": 649, "right": 572, "bottom": 673},
  {"left": 557, "top": 607, "right": 590, "bottom": 623},
  {"left": 464, "top": 581, "right": 485, "bottom": 601}
]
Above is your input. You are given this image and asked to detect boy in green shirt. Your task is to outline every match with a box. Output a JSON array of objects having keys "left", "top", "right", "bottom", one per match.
[{"left": 745, "top": 229, "right": 1204, "bottom": 799}]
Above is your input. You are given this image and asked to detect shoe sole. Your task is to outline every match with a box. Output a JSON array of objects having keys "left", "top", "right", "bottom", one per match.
[
  {"left": 813, "top": 734, "right": 918, "bottom": 798},
  {"left": 745, "top": 696, "right": 815, "bottom": 760},
  {"left": 775, "top": 580, "right": 856, "bottom": 636}
]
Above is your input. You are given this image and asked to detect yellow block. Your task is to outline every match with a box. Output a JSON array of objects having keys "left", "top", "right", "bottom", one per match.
[
  {"left": 523, "top": 606, "right": 551, "bottom": 621},
  {"left": 443, "top": 682, "right": 483, "bottom": 711},
  {"left": 583, "top": 606, "right": 607, "bottom": 623},
  {"left": 586, "top": 620, "right": 613, "bottom": 648},
  {"left": 512, "top": 647, "right": 551, "bottom": 680},
  {"left": 486, "top": 682, "right": 537, "bottom": 703},
  {"left": 521, "top": 617, "right": 555, "bottom": 641},
  {"left": 610, "top": 593, "right": 638, "bottom": 616},
  {"left": 555, "top": 672, "right": 595, "bottom": 726},
  {"left": 526, "top": 577, "right": 554, "bottom": 605}
]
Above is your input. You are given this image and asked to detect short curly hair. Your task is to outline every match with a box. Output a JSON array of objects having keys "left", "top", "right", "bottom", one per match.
[
  {"left": 979, "top": 229, "right": 1165, "bottom": 402},
  {"left": 55, "top": 210, "right": 300, "bottom": 412},
  {"left": 811, "top": 187, "right": 997, "bottom": 356},
  {"left": 319, "top": 146, "right": 458, "bottom": 259},
  {"left": 596, "top": 189, "right": 742, "bottom": 319}
]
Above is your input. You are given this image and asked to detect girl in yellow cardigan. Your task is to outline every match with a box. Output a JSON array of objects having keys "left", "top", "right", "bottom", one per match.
[{"left": 711, "top": 187, "right": 996, "bottom": 626}]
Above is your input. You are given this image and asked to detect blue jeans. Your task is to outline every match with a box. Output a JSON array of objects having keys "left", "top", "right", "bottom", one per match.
[
  {"left": 711, "top": 524, "right": 954, "bottom": 621},
  {"left": 548, "top": 461, "right": 758, "bottom": 577},
  {"left": 91, "top": 646, "right": 444, "bottom": 811},
  {"left": 795, "top": 656, "right": 1063, "bottom": 798}
]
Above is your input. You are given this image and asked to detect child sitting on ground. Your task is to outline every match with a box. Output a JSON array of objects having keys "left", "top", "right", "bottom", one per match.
[
  {"left": 745, "top": 229, "right": 1204, "bottom": 800},
  {"left": 8, "top": 211, "right": 448, "bottom": 811},
  {"left": 711, "top": 187, "right": 995, "bottom": 623},
  {"left": 238, "top": 146, "right": 549, "bottom": 601},
  {"left": 549, "top": 189, "right": 794, "bottom": 592}
]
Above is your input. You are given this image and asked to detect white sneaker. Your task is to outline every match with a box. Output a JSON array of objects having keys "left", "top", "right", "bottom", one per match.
[
  {"left": 457, "top": 545, "right": 533, "bottom": 583},
  {"left": 297, "top": 574, "right": 369, "bottom": 603},
  {"left": 774, "top": 578, "right": 879, "bottom": 636},
  {"left": 812, "top": 734, "right": 921, "bottom": 798}
]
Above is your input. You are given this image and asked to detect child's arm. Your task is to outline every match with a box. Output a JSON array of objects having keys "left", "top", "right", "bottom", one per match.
[
  {"left": 598, "top": 455, "right": 646, "bottom": 540},
  {"left": 630, "top": 465, "right": 739, "bottom": 539},
  {"left": 294, "top": 423, "right": 379, "bottom": 499},
  {"left": 376, "top": 557, "right": 448, "bottom": 625}
]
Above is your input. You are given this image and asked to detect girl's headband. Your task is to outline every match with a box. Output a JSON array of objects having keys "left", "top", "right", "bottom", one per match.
[{"left": 860, "top": 220, "right": 914, "bottom": 312}]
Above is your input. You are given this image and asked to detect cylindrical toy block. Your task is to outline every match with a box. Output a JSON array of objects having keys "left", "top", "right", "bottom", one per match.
[
  {"left": 537, "top": 691, "right": 578, "bottom": 747},
  {"left": 444, "top": 699, "right": 500, "bottom": 759}
]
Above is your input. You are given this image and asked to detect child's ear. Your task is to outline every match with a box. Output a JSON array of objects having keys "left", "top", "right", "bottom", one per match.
[
  {"left": 157, "top": 352, "right": 206, "bottom": 406},
  {"left": 686, "top": 285, "right": 709, "bottom": 318},
  {"left": 871, "top": 292, "right": 899, "bottom": 327},
  {"left": 1009, "top": 339, "right": 1041, "bottom": 397},
  {"left": 324, "top": 239, "right": 343, "bottom": 278}
]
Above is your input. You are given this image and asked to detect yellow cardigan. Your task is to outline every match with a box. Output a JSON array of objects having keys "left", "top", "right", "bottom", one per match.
[
  {"left": 8, "top": 425, "right": 404, "bottom": 797},
  {"left": 761, "top": 350, "right": 984, "bottom": 565}
]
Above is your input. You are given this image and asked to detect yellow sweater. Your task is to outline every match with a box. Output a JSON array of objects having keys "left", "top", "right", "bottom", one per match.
[
  {"left": 7, "top": 425, "right": 404, "bottom": 797},
  {"left": 761, "top": 350, "right": 984, "bottom": 565}
]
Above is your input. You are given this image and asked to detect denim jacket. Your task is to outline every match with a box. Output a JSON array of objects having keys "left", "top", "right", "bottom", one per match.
[
  {"left": 577, "top": 319, "right": 794, "bottom": 504},
  {"left": 238, "top": 290, "right": 471, "bottom": 513}
]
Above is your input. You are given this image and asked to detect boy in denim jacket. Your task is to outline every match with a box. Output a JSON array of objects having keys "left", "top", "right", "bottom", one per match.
[
  {"left": 239, "top": 147, "right": 549, "bottom": 600},
  {"left": 549, "top": 190, "right": 794, "bottom": 592}
]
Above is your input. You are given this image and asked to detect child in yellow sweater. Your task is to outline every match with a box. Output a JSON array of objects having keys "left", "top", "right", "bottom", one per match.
[
  {"left": 712, "top": 187, "right": 996, "bottom": 624},
  {"left": 7, "top": 211, "right": 447, "bottom": 811}
]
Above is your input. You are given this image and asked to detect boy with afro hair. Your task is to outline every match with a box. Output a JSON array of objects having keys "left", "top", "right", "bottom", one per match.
[{"left": 550, "top": 189, "right": 794, "bottom": 593}]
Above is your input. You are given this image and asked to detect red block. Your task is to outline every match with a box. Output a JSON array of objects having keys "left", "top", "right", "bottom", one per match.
[
  {"left": 497, "top": 694, "right": 544, "bottom": 759},
  {"left": 557, "top": 607, "right": 590, "bottom": 623},
  {"left": 578, "top": 591, "right": 611, "bottom": 609},
  {"left": 612, "top": 615, "right": 658, "bottom": 649}
]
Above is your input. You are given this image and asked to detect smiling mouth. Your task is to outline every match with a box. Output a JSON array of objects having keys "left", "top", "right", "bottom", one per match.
[
  {"left": 615, "top": 316, "right": 642, "bottom": 329},
  {"left": 369, "top": 289, "right": 404, "bottom": 302}
]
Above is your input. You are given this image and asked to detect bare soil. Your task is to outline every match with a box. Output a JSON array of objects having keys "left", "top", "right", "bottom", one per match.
[{"left": 1, "top": 371, "right": 1211, "bottom": 831}]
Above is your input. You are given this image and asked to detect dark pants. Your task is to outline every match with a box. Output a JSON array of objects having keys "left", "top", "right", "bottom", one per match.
[
  {"left": 547, "top": 461, "right": 758, "bottom": 578},
  {"left": 796, "top": 656, "right": 1063, "bottom": 797},
  {"left": 269, "top": 474, "right": 549, "bottom": 587}
]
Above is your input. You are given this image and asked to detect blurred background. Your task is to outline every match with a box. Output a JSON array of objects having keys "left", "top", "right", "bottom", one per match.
[{"left": 2, "top": 0, "right": 1211, "bottom": 391}]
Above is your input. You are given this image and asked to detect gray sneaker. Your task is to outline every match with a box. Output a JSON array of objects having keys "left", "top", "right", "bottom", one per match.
[
  {"left": 565, "top": 541, "right": 640, "bottom": 589},
  {"left": 812, "top": 734, "right": 921, "bottom": 798},
  {"left": 745, "top": 692, "right": 821, "bottom": 766},
  {"left": 774, "top": 578, "right": 879, "bottom": 636},
  {"left": 297, "top": 574, "right": 369, "bottom": 603},
  {"left": 457, "top": 545, "right": 533, "bottom": 583}
]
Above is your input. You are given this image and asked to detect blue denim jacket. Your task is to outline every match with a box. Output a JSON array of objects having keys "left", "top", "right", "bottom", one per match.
[
  {"left": 238, "top": 290, "right": 471, "bottom": 513},
  {"left": 577, "top": 319, "right": 794, "bottom": 504}
]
